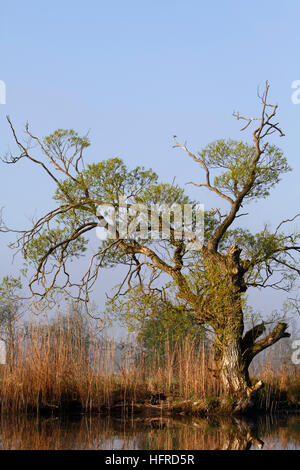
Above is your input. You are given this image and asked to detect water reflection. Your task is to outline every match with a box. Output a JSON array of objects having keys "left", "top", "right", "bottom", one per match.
[{"left": 0, "top": 413, "right": 299, "bottom": 450}]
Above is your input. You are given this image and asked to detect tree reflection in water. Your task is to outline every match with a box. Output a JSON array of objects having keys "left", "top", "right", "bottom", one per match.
[{"left": 0, "top": 413, "right": 299, "bottom": 450}]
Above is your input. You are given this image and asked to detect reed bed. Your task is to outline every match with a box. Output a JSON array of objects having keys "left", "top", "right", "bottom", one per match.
[
  {"left": 0, "top": 313, "right": 299, "bottom": 414},
  {"left": 251, "top": 342, "right": 300, "bottom": 410}
]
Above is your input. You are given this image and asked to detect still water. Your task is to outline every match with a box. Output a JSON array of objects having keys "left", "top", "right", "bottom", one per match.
[{"left": 0, "top": 413, "right": 299, "bottom": 450}]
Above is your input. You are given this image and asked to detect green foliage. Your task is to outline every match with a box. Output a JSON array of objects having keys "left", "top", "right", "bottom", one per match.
[
  {"left": 0, "top": 276, "right": 22, "bottom": 302},
  {"left": 24, "top": 227, "right": 88, "bottom": 265},
  {"left": 106, "top": 287, "right": 205, "bottom": 355},
  {"left": 43, "top": 129, "right": 90, "bottom": 159},
  {"left": 224, "top": 226, "right": 299, "bottom": 289},
  {"left": 54, "top": 158, "right": 159, "bottom": 206},
  {"left": 198, "top": 139, "right": 291, "bottom": 200},
  {"left": 135, "top": 182, "right": 190, "bottom": 206},
  {"left": 140, "top": 305, "right": 205, "bottom": 355},
  {"left": 0, "top": 276, "right": 22, "bottom": 331}
]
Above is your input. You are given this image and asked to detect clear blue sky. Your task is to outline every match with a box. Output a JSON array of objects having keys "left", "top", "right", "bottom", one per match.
[{"left": 0, "top": 1, "right": 300, "bottom": 323}]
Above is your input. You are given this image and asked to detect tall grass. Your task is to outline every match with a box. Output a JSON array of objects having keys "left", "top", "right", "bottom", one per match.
[
  {"left": 251, "top": 342, "right": 300, "bottom": 410},
  {"left": 0, "top": 313, "right": 299, "bottom": 414}
]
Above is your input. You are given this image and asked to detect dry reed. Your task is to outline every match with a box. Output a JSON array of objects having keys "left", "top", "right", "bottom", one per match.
[{"left": 0, "top": 313, "right": 299, "bottom": 414}]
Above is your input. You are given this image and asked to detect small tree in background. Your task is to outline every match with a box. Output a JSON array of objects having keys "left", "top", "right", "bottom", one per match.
[
  {"left": 107, "top": 286, "right": 207, "bottom": 357},
  {"left": 0, "top": 276, "right": 22, "bottom": 368}
]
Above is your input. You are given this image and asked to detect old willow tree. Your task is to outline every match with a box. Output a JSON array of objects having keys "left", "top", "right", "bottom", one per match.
[{"left": 1, "top": 83, "right": 300, "bottom": 410}]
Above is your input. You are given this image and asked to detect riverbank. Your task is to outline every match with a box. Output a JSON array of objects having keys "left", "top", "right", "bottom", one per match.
[
  {"left": 1, "top": 383, "right": 299, "bottom": 417},
  {"left": 0, "top": 315, "right": 299, "bottom": 417}
]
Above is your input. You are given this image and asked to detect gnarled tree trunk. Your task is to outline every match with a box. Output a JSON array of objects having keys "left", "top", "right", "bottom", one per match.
[
  {"left": 202, "top": 245, "right": 290, "bottom": 413},
  {"left": 220, "top": 338, "right": 250, "bottom": 395},
  {"left": 216, "top": 334, "right": 263, "bottom": 413}
]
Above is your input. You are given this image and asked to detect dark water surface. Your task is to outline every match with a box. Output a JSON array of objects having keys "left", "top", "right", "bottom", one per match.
[{"left": 0, "top": 413, "right": 299, "bottom": 450}]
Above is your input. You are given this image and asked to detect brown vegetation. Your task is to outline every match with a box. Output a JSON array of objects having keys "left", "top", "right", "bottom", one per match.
[{"left": 0, "top": 314, "right": 299, "bottom": 416}]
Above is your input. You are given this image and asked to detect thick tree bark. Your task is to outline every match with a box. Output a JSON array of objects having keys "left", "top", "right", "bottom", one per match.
[
  {"left": 203, "top": 244, "right": 291, "bottom": 413},
  {"left": 215, "top": 321, "right": 290, "bottom": 412},
  {"left": 220, "top": 338, "right": 250, "bottom": 394},
  {"left": 215, "top": 336, "right": 261, "bottom": 413}
]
